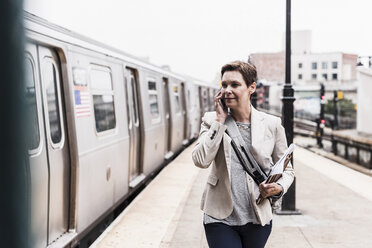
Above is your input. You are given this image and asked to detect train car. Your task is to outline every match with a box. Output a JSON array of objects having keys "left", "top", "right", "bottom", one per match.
[
  {"left": 23, "top": 12, "right": 216, "bottom": 248},
  {"left": 181, "top": 76, "right": 218, "bottom": 142},
  {"left": 192, "top": 79, "right": 218, "bottom": 126}
]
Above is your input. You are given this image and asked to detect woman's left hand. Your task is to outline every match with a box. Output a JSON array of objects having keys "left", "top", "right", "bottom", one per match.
[{"left": 259, "top": 182, "right": 282, "bottom": 198}]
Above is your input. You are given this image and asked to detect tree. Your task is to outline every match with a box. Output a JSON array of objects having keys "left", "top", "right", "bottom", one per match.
[{"left": 325, "top": 98, "right": 356, "bottom": 118}]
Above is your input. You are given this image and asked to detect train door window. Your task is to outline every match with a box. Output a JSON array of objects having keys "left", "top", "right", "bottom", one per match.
[
  {"left": 208, "top": 89, "right": 214, "bottom": 110},
  {"left": 43, "top": 61, "right": 62, "bottom": 144},
  {"left": 130, "top": 74, "right": 139, "bottom": 124},
  {"left": 125, "top": 69, "right": 140, "bottom": 127},
  {"left": 25, "top": 56, "right": 40, "bottom": 151},
  {"left": 148, "top": 80, "right": 160, "bottom": 122},
  {"left": 198, "top": 87, "right": 203, "bottom": 113},
  {"left": 124, "top": 77, "right": 132, "bottom": 128},
  {"left": 90, "top": 66, "right": 116, "bottom": 133},
  {"left": 195, "top": 86, "right": 200, "bottom": 109},
  {"left": 187, "top": 89, "right": 191, "bottom": 110},
  {"left": 173, "top": 84, "right": 180, "bottom": 113}
]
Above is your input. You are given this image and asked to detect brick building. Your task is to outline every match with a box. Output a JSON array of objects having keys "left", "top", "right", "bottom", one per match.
[
  {"left": 249, "top": 31, "right": 358, "bottom": 103},
  {"left": 249, "top": 52, "right": 285, "bottom": 83},
  {"left": 249, "top": 31, "right": 358, "bottom": 86}
]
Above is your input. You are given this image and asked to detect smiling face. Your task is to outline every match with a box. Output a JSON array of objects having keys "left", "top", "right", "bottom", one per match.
[{"left": 221, "top": 70, "right": 256, "bottom": 110}]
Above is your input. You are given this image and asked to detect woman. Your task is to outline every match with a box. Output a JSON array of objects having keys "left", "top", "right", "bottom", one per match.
[{"left": 192, "top": 61, "right": 294, "bottom": 248}]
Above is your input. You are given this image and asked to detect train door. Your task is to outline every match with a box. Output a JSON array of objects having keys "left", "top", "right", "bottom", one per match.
[
  {"left": 125, "top": 68, "right": 143, "bottom": 188},
  {"left": 199, "top": 87, "right": 208, "bottom": 116},
  {"left": 209, "top": 88, "right": 215, "bottom": 111},
  {"left": 180, "top": 83, "right": 188, "bottom": 143},
  {"left": 26, "top": 44, "right": 49, "bottom": 247},
  {"left": 26, "top": 44, "right": 70, "bottom": 246},
  {"left": 162, "top": 78, "right": 172, "bottom": 158},
  {"left": 194, "top": 85, "right": 201, "bottom": 127},
  {"left": 39, "top": 46, "right": 70, "bottom": 244},
  {"left": 198, "top": 86, "right": 204, "bottom": 118},
  {"left": 206, "top": 88, "right": 210, "bottom": 110},
  {"left": 204, "top": 88, "right": 210, "bottom": 112},
  {"left": 203, "top": 88, "right": 209, "bottom": 113}
]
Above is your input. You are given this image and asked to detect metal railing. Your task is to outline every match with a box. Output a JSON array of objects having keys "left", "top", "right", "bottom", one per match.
[{"left": 258, "top": 106, "right": 372, "bottom": 170}]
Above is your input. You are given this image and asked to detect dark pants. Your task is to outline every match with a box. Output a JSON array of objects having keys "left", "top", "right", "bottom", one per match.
[{"left": 204, "top": 221, "right": 272, "bottom": 248}]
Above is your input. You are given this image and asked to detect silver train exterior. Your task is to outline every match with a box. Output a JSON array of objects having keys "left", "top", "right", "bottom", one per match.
[{"left": 24, "top": 13, "right": 218, "bottom": 248}]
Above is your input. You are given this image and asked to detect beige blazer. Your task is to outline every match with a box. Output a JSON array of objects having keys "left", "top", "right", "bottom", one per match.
[{"left": 192, "top": 107, "right": 294, "bottom": 226}]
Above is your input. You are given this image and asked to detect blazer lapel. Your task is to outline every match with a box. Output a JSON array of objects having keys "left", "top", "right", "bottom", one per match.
[{"left": 251, "top": 106, "right": 265, "bottom": 149}]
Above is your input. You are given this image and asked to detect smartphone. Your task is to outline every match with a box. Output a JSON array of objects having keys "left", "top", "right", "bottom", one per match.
[
  {"left": 217, "top": 88, "right": 227, "bottom": 110},
  {"left": 219, "top": 98, "right": 227, "bottom": 110}
]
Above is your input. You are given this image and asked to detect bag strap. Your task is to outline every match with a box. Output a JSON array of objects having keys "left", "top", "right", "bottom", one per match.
[{"left": 225, "top": 115, "right": 267, "bottom": 185}]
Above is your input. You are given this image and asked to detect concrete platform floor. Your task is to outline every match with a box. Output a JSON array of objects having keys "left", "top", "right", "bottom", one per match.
[{"left": 91, "top": 141, "right": 372, "bottom": 248}]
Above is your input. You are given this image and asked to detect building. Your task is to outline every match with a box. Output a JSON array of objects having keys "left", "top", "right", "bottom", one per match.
[
  {"left": 249, "top": 30, "right": 358, "bottom": 103},
  {"left": 292, "top": 52, "right": 358, "bottom": 86},
  {"left": 249, "top": 52, "right": 285, "bottom": 83},
  {"left": 250, "top": 51, "right": 357, "bottom": 83},
  {"left": 290, "top": 30, "right": 312, "bottom": 55},
  {"left": 250, "top": 30, "right": 358, "bottom": 86}
]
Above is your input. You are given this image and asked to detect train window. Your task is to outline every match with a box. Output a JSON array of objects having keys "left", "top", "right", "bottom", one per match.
[
  {"left": 173, "top": 85, "right": 180, "bottom": 113},
  {"left": 149, "top": 95, "right": 159, "bottom": 117},
  {"left": 148, "top": 81, "right": 159, "bottom": 119},
  {"left": 43, "top": 62, "right": 62, "bottom": 144},
  {"left": 203, "top": 89, "right": 208, "bottom": 111},
  {"left": 90, "top": 67, "right": 116, "bottom": 132},
  {"left": 25, "top": 57, "right": 40, "bottom": 150},
  {"left": 148, "top": 81, "right": 157, "bottom": 91},
  {"left": 93, "top": 95, "right": 116, "bottom": 132}
]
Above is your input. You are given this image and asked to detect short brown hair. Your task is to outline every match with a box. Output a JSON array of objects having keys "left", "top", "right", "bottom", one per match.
[{"left": 221, "top": 61, "right": 257, "bottom": 86}]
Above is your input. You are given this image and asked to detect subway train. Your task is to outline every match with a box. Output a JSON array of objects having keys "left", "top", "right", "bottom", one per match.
[{"left": 24, "top": 12, "right": 218, "bottom": 248}]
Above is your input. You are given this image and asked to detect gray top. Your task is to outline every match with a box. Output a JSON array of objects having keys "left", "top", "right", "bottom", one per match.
[{"left": 204, "top": 122, "right": 259, "bottom": 225}]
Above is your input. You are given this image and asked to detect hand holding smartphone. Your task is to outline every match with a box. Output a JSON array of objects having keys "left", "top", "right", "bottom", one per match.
[
  {"left": 215, "top": 88, "right": 228, "bottom": 123},
  {"left": 219, "top": 98, "right": 227, "bottom": 110},
  {"left": 216, "top": 88, "right": 227, "bottom": 110}
]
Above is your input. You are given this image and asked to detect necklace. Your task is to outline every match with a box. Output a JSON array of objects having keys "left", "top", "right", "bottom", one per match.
[{"left": 236, "top": 122, "right": 250, "bottom": 130}]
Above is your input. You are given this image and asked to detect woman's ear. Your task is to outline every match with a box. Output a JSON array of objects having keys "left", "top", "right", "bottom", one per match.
[{"left": 249, "top": 82, "right": 257, "bottom": 94}]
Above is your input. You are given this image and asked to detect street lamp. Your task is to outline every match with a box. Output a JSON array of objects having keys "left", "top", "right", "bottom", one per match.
[{"left": 276, "top": 0, "right": 301, "bottom": 215}]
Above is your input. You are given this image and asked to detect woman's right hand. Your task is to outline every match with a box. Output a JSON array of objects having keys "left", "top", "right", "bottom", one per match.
[{"left": 214, "top": 89, "right": 228, "bottom": 124}]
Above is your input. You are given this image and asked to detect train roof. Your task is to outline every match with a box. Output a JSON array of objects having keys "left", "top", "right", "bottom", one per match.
[
  {"left": 24, "top": 11, "right": 208, "bottom": 84},
  {"left": 179, "top": 74, "right": 218, "bottom": 88}
]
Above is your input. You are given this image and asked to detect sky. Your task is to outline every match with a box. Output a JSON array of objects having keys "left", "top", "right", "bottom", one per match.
[{"left": 24, "top": 0, "right": 372, "bottom": 82}]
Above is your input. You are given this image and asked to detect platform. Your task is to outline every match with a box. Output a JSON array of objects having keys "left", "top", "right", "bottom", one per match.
[{"left": 91, "top": 141, "right": 372, "bottom": 248}]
